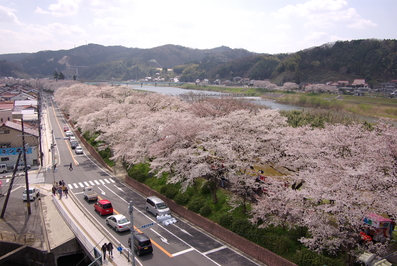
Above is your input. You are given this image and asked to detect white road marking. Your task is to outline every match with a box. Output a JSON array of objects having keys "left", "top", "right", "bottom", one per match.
[
  {"left": 202, "top": 246, "right": 227, "bottom": 255},
  {"left": 172, "top": 247, "right": 195, "bottom": 257}
]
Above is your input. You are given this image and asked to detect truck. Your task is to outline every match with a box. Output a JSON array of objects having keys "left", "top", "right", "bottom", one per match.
[{"left": 83, "top": 186, "right": 98, "bottom": 201}]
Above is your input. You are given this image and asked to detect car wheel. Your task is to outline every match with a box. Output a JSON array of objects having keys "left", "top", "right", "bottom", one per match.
[
  {"left": 106, "top": 220, "right": 109, "bottom": 225},
  {"left": 115, "top": 226, "right": 119, "bottom": 232}
]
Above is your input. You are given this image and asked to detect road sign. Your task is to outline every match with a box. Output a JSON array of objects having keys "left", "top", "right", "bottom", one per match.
[{"left": 140, "top": 222, "right": 155, "bottom": 229}]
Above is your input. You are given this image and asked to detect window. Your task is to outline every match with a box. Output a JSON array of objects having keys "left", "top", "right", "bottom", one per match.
[
  {"left": 1, "top": 157, "right": 9, "bottom": 162},
  {"left": 0, "top": 130, "right": 10, "bottom": 134}
]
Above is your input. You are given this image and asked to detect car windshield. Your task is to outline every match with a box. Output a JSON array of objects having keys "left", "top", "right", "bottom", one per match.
[
  {"left": 119, "top": 217, "right": 129, "bottom": 224},
  {"left": 23, "top": 189, "right": 33, "bottom": 194},
  {"left": 156, "top": 202, "right": 168, "bottom": 210}
]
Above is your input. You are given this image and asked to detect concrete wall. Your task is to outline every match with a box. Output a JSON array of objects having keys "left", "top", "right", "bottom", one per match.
[
  {"left": 125, "top": 177, "right": 297, "bottom": 266},
  {"left": 0, "top": 242, "right": 54, "bottom": 266}
]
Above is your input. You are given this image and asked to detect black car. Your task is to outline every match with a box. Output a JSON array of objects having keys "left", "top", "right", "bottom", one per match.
[{"left": 128, "top": 233, "right": 153, "bottom": 256}]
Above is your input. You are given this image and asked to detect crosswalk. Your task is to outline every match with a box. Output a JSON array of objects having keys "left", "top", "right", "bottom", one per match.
[{"left": 67, "top": 178, "right": 115, "bottom": 189}]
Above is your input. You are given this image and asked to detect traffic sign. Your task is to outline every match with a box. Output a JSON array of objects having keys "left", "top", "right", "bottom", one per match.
[{"left": 140, "top": 222, "right": 155, "bottom": 229}]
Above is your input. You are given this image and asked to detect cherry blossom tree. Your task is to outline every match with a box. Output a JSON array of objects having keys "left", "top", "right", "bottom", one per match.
[
  {"left": 304, "top": 84, "right": 339, "bottom": 94},
  {"left": 252, "top": 122, "right": 397, "bottom": 254},
  {"left": 281, "top": 82, "right": 299, "bottom": 91},
  {"left": 252, "top": 80, "right": 278, "bottom": 89}
]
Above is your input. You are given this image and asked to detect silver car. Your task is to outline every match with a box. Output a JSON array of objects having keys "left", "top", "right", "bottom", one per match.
[
  {"left": 105, "top": 214, "right": 131, "bottom": 232},
  {"left": 75, "top": 146, "right": 83, "bottom": 154}
]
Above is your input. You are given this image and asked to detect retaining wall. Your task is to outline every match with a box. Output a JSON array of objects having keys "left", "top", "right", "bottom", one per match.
[{"left": 125, "top": 176, "right": 297, "bottom": 266}]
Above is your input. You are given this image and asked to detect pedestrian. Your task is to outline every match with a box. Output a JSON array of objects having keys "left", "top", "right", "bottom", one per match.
[
  {"left": 101, "top": 243, "right": 107, "bottom": 260},
  {"left": 69, "top": 163, "right": 73, "bottom": 171},
  {"left": 57, "top": 186, "right": 62, "bottom": 199},
  {"left": 59, "top": 180, "right": 62, "bottom": 186},
  {"left": 64, "top": 186, "right": 69, "bottom": 198},
  {"left": 107, "top": 242, "right": 113, "bottom": 258},
  {"left": 62, "top": 180, "right": 65, "bottom": 186},
  {"left": 51, "top": 186, "right": 56, "bottom": 196}
]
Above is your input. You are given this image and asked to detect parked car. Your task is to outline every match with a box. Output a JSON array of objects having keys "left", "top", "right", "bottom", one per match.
[
  {"left": 105, "top": 214, "right": 131, "bottom": 232},
  {"left": 94, "top": 199, "right": 113, "bottom": 216},
  {"left": 23, "top": 188, "right": 40, "bottom": 201},
  {"left": 69, "top": 136, "right": 76, "bottom": 141},
  {"left": 75, "top": 146, "right": 83, "bottom": 154},
  {"left": 145, "top": 196, "right": 171, "bottom": 217},
  {"left": 0, "top": 164, "right": 7, "bottom": 173},
  {"left": 63, "top": 125, "right": 69, "bottom": 132},
  {"left": 65, "top": 131, "right": 73, "bottom": 137},
  {"left": 13, "top": 164, "right": 31, "bottom": 171},
  {"left": 128, "top": 233, "right": 153, "bottom": 256}
]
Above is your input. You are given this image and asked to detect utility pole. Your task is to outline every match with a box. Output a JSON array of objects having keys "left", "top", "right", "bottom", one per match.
[
  {"left": 21, "top": 116, "right": 31, "bottom": 215},
  {"left": 37, "top": 84, "right": 43, "bottom": 166},
  {"left": 0, "top": 152, "right": 22, "bottom": 218},
  {"left": 128, "top": 201, "right": 135, "bottom": 266}
]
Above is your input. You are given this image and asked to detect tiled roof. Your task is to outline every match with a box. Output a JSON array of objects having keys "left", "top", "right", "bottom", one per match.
[{"left": 3, "top": 121, "right": 39, "bottom": 137}]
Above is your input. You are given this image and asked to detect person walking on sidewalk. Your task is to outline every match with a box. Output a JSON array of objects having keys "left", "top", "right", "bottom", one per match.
[
  {"left": 101, "top": 243, "right": 107, "bottom": 260},
  {"left": 57, "top": 186, "right": 62, "bottom": 200},
  {"left": 107, "top": 242, "right": 113, "bottom": 258},
  {"left": 64, "top": 186, "right": 69, "bottom": 198},
  {"left": 51, "top": 186, "right": 56, "bottom": 196}
]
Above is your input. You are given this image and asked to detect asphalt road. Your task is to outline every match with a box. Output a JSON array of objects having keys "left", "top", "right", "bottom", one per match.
[{"left": 44, "top": 96, "right": 264, "bottom": 266}]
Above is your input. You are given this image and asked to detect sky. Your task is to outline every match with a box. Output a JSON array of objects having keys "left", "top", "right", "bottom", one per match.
[{"left": 0, "top": 0, "right": 396, "bottom": 55}]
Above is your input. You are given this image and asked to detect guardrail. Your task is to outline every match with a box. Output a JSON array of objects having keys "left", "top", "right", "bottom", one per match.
[
  {"left": 53, "top": 190, "right": 133, "bottom": 263},
  {"left": 52, "top": 194, "right": 102, "bottom": 265}
]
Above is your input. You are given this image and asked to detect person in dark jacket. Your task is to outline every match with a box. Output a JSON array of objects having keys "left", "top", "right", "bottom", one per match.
[
  {"left": 107, "top": 242, "right": 113, "bottom": 258},
  {"left": 101, "top": 243, "right": 107, "bottom": 260}
]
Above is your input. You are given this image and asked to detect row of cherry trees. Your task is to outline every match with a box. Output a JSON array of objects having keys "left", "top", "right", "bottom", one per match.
[{"left": 54, "top": 84, "right": 397, "bottom": 256}]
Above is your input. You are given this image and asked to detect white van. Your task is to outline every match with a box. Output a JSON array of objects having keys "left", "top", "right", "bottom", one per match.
[
  {"left": 145, "top": 196, "right": 171, "bottom": 217},
  {"left": 0, "top": 164, "right": 7, "bottom": 173}
]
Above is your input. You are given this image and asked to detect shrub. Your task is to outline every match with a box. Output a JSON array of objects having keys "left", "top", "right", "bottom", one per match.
[
  {"left": 162, "top": 185, "right": 179, "bottom": 199},
  {"left": 187, "top": 197, "right": 205, "bottom": 213},
  {"left": 199, "top": 205, "right": 212, "bottom": 217},
  {"left": 200, "top": 180, "right": 212, "bottom": 195},
  {"left": 230, "top": 218, "right": 254, "bottom": 235},
  {"left": 219, "top": 213, "right": 234, "bottom": 229},
  {"left": 174, "top": 193, "right": 191, "bottom": 205}
]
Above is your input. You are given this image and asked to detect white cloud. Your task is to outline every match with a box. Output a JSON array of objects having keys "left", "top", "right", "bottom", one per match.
[
  {"left": 272, "top": 0, "right": 377, "bottom": 32},
  {"left": 0, "top": 5, "right": 22, "bottom": 24},
  {"left": 35, "top": 0, "right": 81, "bottom": 17}
]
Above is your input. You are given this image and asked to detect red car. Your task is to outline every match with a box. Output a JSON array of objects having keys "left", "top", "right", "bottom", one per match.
[
  {"left": 94, "top": 199, "right": 113, "bottom": 216},
  {"left": 63, "top": 125, "right": 69, "bottom": 132}
]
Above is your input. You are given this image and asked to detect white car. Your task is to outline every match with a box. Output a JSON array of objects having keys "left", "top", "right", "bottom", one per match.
[
  {"left": 105, "top": 214, "right": 131, "bottom": 232},
  {"left": 14, "top": 164, "right": 31, "bottom": 171},
  {"left": 75, "top": 146, "right": 83, "bottom": 154},
  {"left": 23, "top": 188, "right": 40, "bottom": 201},
  {"left": 65, "top": 131, "right": 73, "bottom": 137}
]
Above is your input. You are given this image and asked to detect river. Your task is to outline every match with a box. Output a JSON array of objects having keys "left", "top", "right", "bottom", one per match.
[{"left": 129, "top": 85, "right": 302, "bottom": 111}]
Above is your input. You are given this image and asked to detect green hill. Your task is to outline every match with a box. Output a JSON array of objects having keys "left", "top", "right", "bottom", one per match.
[{"left": 0, "top": 39, "right": 396, "bottom": 86}]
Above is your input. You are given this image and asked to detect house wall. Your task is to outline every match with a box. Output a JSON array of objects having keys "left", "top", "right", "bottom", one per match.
[{"left": 0, "top": 125, "right": 39, "bottom": 167}]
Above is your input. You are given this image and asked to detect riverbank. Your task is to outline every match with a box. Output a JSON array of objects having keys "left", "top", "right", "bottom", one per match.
[{"left": 177, "top": 84, "right": 397, "bottom": 122}]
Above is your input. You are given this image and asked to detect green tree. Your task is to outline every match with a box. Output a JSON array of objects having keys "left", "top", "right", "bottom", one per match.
[
  {"left": 53, "top": 71, "right": 59, "bottom": 81},
  {"left": 58, "top": 72, "right": 65, "bottom": 80}
]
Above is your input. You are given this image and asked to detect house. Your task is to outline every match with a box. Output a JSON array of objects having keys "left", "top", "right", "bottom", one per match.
[
  {"left": 352, "top": 79, "right": 367, "bottom": 87},
  {"left": 338, "top": 81, "right": 349, "bottom": 86},
  {"left": 0, "top": 102, "right": 14, "bottom": 123},
  {"left": 0, "top": 120, "right": 40, "bottom": 166}
]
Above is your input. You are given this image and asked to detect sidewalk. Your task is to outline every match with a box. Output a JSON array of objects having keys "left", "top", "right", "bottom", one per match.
[{"left": 48, "top": 183, "right": 133, "bottom": 266}]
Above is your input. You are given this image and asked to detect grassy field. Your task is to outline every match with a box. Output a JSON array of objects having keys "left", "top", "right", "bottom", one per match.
[{"left": 180, "top": 84, "right": 397, "bottom": 121}]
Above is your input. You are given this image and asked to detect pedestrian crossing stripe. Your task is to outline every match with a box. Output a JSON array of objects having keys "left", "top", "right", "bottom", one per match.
[{"left": 67, "top": 178, "right": 115, "bottom": 189}]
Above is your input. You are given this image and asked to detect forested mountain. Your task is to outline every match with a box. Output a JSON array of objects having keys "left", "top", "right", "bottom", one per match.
[{"left": 1, "top": 39, "right": 396, "bottom": 86}]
